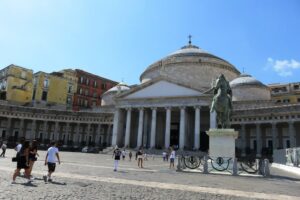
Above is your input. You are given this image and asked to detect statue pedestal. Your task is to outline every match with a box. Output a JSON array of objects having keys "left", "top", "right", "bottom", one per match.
[{"left": 206, "top": 129, "right": 238, "bottom": 158}]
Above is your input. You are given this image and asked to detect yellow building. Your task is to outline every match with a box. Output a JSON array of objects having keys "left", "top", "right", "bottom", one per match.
[
  {"left": 0, "top": 64, "right": 33, "bottom": 105},
  {"left": 59, "top": 69, "right": 78, "bottom": 109},
  {"left": 269, "top": 82, "right": 300, "bottom": 104},
  {"left": 33, "top": 71, "right": 76, "bottom": 109}
]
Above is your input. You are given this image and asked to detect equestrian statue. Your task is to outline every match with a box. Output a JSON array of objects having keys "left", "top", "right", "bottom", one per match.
[{"left": 210, "top": 74, "right": 232, "bottom": 128}]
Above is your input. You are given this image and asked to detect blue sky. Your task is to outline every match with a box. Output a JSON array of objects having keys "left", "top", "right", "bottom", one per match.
[{"left": 0, "top": 0, "right": 299, "bottom": 85}]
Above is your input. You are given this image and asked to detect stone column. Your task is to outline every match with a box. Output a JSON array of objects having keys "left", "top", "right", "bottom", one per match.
[
  {"left": 86, "top": 123, "right": 91, "bottom": 146},
  {"left": 271, "top": 122, "right": 278, "bottom": 150},
  {"left": 107, "top": 125, "right": 112, "bottom": 146},
  {"left": 164, "top": 107, "right": 171, "bottom": 149},
  {"left": 30, "top": 120, "right": 36, "bottom": 140},
  {"left": 6, "top": 117, "right": 12, "bottom": 138},
  {"left": 288, "top": 121, "right": 295, "bottom": 148},
  {"left": 256, "top": 123, "right": 262, "bottom": 157},
  {"left": 65, "top": 122, "right": 70, "bottom": 145},
  {"left": 124, "top": 108, "right": 132, "bottom": 147},
  {"left": 54, "top": 121, "right": 59, "bottom": 141},
  {"left": 210, "top": 111, "right": 217, "bottom": 129},
  {"left": 19, "top": 119, "right": 25, "bottom": 138},
  {"left": 137, "top": 108, "right": 144, "bottom": 148},
  {"left": 43, "top": 121, "right": 48, "bottom": 141},
  {"left": 75, "top": 123, "right": 80, "bottom": 146},
  {"left": 112, "top": 109, "right": 120, "bottom": 146},
  {"left": 179, "top": 107, "right": 186, "bottom": 150},
  {"left": 241, "top": 124, "right": 246, "bottom": 156},
  {"left": 194, "top": 106, "right": 201, "bottom": 150},
  {"left": 150, "top": 107, "right": 157, "bottom": 148},
  {"left": 96, "top": 124, "right": 101, "bottom": 146}
]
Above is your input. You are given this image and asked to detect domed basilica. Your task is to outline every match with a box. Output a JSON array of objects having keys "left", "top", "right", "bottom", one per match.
[{"left": 104, "top": 39, "right": 299, "bottom": 157}]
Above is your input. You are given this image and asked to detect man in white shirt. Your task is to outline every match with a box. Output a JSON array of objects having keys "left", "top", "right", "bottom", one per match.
[{"left": 44, "top": 141, "right": 60, "bottom": 182}]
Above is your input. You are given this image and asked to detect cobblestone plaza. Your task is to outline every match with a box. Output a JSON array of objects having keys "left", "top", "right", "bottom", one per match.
[{"left": 0, "top": 149, "right": 300, "bottom": 200}]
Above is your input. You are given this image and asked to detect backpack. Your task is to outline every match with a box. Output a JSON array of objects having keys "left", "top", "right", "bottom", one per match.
[{"left": 115, "top": 149, "right": 121, "bottom": 157}]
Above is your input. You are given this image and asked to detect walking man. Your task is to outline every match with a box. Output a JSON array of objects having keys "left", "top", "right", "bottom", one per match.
[
  {"left": 43, "top": 141, "right": 60, "bottom": 182},
  {"left": 112, "top": 146, "right": 121, "bottom": 171}
]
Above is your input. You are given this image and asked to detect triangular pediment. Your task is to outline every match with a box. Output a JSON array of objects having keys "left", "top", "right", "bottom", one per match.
[{"left": 123, "top": 80, "right": 202, "bottom": 99}]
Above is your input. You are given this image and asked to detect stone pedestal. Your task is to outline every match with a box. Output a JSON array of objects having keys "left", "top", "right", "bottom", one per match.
[{"left": 206, "top": 129, "right": 238, "bottom": 158}]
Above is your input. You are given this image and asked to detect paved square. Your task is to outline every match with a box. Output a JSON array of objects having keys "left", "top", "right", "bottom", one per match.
[{"left": 0, "top": 149, "right": 300, "bottom": 200}]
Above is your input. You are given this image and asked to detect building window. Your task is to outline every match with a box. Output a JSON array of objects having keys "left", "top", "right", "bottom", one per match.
[
  {"left": 101, "top": 83, "right": 106, "bottom": 90},
  {"left": 42, "top": 91, "right": 47, "bottom": 101},
  {"left": 68, "top": 85, "right": 72, "bottom": 93},
  {"left": 84, "top": 100, "right": 88, "bottom": 107},
  {"left": 298, "top": 98, "right": 300, "bottom": 102},
  {"left": 85, "top": 89, "right": 89, "bottom": 96},
  {"left": 294, "top": 85, "right": 299, "bottom": 90},
  {"left": 92, "top": 101, "right": 96, "bottom": 107},
  {"left": 66, "top": 97, "right": 71, "bottom": 104},
  {"left": 93, "top": 92, "right": 97, "bottom": 98},
  {"left": 21, "top": 71, "right": 26, "bottom": 79},
  {"left": 86, "top": 78, "right": 89, "bottom": 85},
  {"left": 32, "top": 90, "right": 36, "bottom": 100},
  {"left": 283, "top": 99, "right": 290, "bottom": 103},
  {"left": 80, "top": 77, "right": 84, "bottom": 83},
  {"left": 43, "top": 79, "right": 49, "bottom": 88},
  {"left": 79, "top": 88, "right": 83, "bottom": 95},
  {"left": 94, "top": 81, "right": 97, "bottom": 88}
]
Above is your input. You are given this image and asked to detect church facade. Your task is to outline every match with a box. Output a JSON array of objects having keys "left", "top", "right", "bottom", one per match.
[{"left": 1, "top": 40, "right": 299, "bottom": 157}]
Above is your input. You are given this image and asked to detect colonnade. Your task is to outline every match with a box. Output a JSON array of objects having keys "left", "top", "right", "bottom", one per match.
[
  {"left": 112, "top": 106, "right": 217, "bottom": 150},
  {"left": 0, "top": 117, "right": 112, "bottom": 147},
  {"left": 238, "top": 121, "right": 298, "bottom": 157}
]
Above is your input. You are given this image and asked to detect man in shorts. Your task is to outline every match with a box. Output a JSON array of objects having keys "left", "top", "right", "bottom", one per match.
[{"left": 44, "top": 141, "right": 60, "bottom": 182}]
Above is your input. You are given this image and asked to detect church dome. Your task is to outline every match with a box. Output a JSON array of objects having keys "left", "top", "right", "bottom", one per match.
[
  {"left": 140, "top": 39, "right": 240, "bottom": 91},
  {"left": 230, "top": 74, "right": 271, "bottom": 101},
  {"left": 101, "top": 82, "right": 130, "bottom": 106},
  {"left": 230, "top": 74, "right": 265, "bottom": 88}
]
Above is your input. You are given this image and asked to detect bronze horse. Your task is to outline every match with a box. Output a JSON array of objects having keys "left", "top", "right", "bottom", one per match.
[{"left": 210, "top": 74, "right": 232, "bottom": 128}]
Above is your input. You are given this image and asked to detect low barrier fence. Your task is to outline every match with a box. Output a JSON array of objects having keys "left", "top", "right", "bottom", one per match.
[{"left": 177, "top": 155, "right": 270, "bottom": 177}]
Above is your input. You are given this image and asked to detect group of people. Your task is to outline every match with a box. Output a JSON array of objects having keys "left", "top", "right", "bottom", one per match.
[
  {"left": 12, "top": 138, "right": 61, "bottom": 184},
  {"left": 112, "top": 146, "right": 176, "bottom": 171}
]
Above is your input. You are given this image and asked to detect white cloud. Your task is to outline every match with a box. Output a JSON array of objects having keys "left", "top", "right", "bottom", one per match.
[{"left": 267, "top": 57, "right": 300, "bottom": 77}]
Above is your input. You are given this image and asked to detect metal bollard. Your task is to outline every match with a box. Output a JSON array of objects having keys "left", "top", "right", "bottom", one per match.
[
  {"left": 264, "top": 159, "right": 270, "bottom": 177},
  {"left": 203, "top": 155, "right": 208, "bottom": 174},
  {"left": 176, "top": 156, "right": 182, "bottom": 171},
  {"left": 232, "top": 157, "right": 238, "bottom": 176}
]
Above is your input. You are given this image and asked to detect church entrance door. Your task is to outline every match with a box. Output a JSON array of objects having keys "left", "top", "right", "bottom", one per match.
[{"left": 170, "top": 123, "right": 179, "bottom": 148}]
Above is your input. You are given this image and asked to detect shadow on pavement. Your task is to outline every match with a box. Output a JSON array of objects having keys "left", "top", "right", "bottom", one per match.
[
  {"left": 21, "top": 182, "right": 38, "bottom": 187},
  {"left": 49, "top": 181, "right": 67, "bottom": 185},
  {"left": 270, "top": 175, "right": 300, "bottom": 182}
]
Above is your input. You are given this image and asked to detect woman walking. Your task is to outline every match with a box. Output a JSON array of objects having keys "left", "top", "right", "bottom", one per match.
[
  {"left": 28, "top": 140, "right": 39, "bottom": 179},
  {"left": 12, "top": 140, "right": 31, "bottom": 184}
]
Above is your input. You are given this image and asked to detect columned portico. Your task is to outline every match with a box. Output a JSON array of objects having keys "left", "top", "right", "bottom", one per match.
[
  {"left": 194, "top": 106, "right": 200, "bottom": 150},
  {"left": 75, "top": 123, "right": 80, "bottom": 146},
  {"left": 124, "top": 108, "right": 132, "bottom": 147},
  {"left": 164, "top": 107, "right": 171, "bottom": 149},
  {"left": 19, "top": 119, "right": 25, "bottom": 138},
  {"left": 150, "top": 107, "right": 157, "bottom": 148},
  {"left": 179, "top": 107, "right": 186, "bottom": 149}
]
